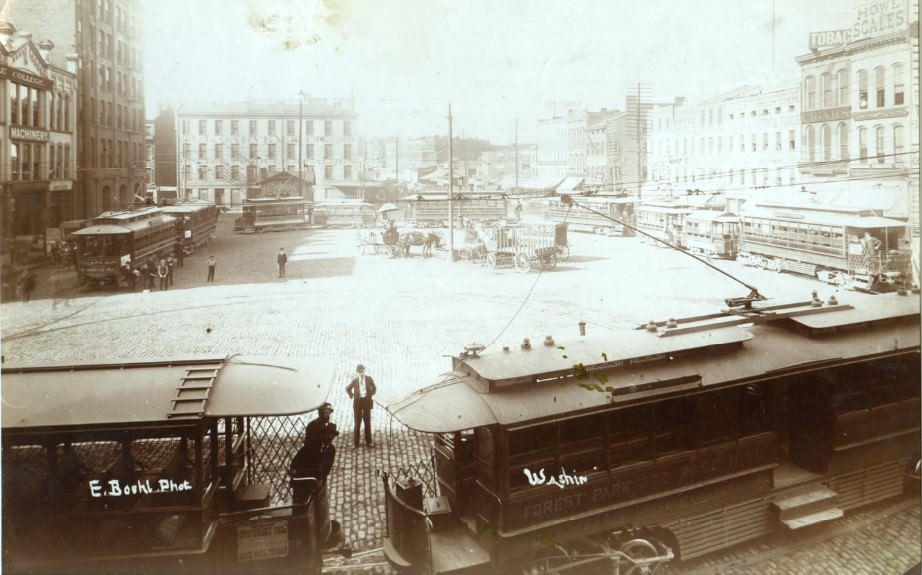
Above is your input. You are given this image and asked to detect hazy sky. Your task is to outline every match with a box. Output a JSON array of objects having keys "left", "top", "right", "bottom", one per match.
[{"left": 144, "top": 0, "right": 856, "bottom": 143}]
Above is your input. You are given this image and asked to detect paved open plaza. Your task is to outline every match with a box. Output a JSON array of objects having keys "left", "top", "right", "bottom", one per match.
[{"left": 2, "top": 225, "right": 918, "bottom": 573}]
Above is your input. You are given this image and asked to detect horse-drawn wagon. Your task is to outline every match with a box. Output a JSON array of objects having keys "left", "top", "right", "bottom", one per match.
[{"left": 476, "top": 221, "right": 567, "bottom": 273}]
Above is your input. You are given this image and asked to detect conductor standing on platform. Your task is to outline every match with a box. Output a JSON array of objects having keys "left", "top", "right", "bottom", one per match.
[{"left": 346, "top": 364, "right": 376, "bottom": 449}]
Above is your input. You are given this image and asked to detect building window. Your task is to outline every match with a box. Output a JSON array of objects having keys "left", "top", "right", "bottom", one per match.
[
  {"left": 821, "top": 73, "right": 833, "bottom": 108},
  {"left": 231, "top": 165, "right": 240, "bottom": 179},
  {"left": 182, "top": 142, "right": 191, "bottom": 158},
  {"left": 858, "top": 127, "right": 868, "bottom": 161},
  {"left": 804, "top": 76, "right": 816, "bottom": 110},
  {"left": 198, "top": 165, "right": 207, "bottom": 179},
  {"left": 894, "top": 124, "right": 904, "bottom": 162},
  {"left": 775, "top": 131, "right": 782, "bottom": 151},
  {"left": 287, "top": 120, "right": 295, "bottom": 134},
  {"left": 215, "top": 143, "right": 224, "bottom": 160},
  {"left": 789, "top": 130, "right": 796, "bottom": 151},
  {"left": 268, "top": 120, "right": 276, "bottom": 136},
  {"left": 875, "top": 125, "right": 884, "bottom": 163},
  {"left": 249, "top": 120, "right": 257, "bottom": 136},
  {"left": 857, "top": 70, "right": 868, "bottom": 109},
  {"left": 837, "top": 69, "right": 848, "bottom": 106},
  {"left": 893, "top": 63, "right": 904, "bottom": 105},
  {"left": 324, "top": 165, "right": 332, "bottom": 179},
  {"left": 762, "top": 133, "right": 769, "bottom": 151},
  {"left": 837, "top": 123, "right": 848, "bottom": 161},
  {"left": 215, "top": 120, "right": 223, "bottom": 135},
  {"left": 344, "top": 165, "right": 352, "bottom": 179},
  {"left": 875, "top": 67, "right": 885, "bottom": 108},
  {"left": 344, "top": 121, "right": 352, "bottom": 136},
  {"left": 324, "top": 120, "right": 332, "bottom": 136},
  {"left": 198, "top": 120, "right": 206, "bottom": 135},
  {"left": 821, "top": 124, "right": 831, "bottom": 161},
  {"left": 231, "top": 120, "right": 239, "bottom": 135},
  {"left": 806, "top": 125, "right": 816, "bottom": 162},
  {"left": 324, "top": 144, "right": 332, "bottom": 158},
  {"left": 231, "top": 143, "right": 239, "bottom": 160},
  {"left": 249, "top": 143, "right": 257, "bottom": 158},
  {"left": 344, "top": 144, "right": 352, "bottom": 160},
  {"left": 215, "top": 165, "right": 224, "bottom": 178},
  {"left": 306, "top": 120, "right": 313, "bottom": 135},
  {"left": 287, "top": 143, "right": 295, "bottom": 158},
  {"left": 307, "top": 144, "right": 314, "bottom": 159},
  {"left": 751, "top": 134, "right": 757, "bottom": 152},
  {"left": 268, "top": 144, "right": 276, "bottom": 159},
  {"left": 198, "top": 143, "right": 206, "bottom": 159}
]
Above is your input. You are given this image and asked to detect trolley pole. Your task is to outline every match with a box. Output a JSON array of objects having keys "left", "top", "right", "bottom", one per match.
[{"left": 448, "top": 104, "right": 454, "bottom": 262}]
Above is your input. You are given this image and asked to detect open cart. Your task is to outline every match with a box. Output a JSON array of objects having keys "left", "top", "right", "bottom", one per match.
[{"left": 475, "top": 221, "right": 565, "bottom": 273}]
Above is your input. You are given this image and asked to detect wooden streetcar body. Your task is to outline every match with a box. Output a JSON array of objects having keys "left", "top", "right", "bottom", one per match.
[
  {"left": 738, "top": 200, "right": 912, "bottom": 290},
  {"left": 162, "top": 201, "right": 219, "bottom": 254},
  {"left": 402, "top": 193, "right": 508, "bottom": 227},
  {"left": 1, "top": 355, "right": 344, "bottom": 575},
  {"left": 72, "top": 207, "right": 178, "bottom": 287},
  {"left": 383, "top": 293, "right": 920, "bottom": 574},
  {"left": 234, "top": 197, "right": 311, "bottom": 233},
  {"left": 681, "top": 210, "right": 741, "bottom": 259},
  {"left": 313, "top": 199, "right": 376, "bottom": 228},
  {"left": 547, "top": 195, "right": 637, "bottom": 236}
]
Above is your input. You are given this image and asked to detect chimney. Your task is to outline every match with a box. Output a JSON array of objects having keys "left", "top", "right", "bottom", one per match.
[{"left": 38, "top": 39, "right": 54, "bottom": 61}]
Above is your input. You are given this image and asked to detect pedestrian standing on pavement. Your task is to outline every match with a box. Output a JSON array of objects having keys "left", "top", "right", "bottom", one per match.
[
  {"left": 345, "top": 364, "right": 376, "bottom": 449},
  {"left": 277, "top": 248, "right": 288, "bottom": 278},
  {"left": 206, "top": 255, "right": 217, "bottom": 283},
  {"left": 147, "top": 259, "right": 158, "bottom": 290},
  {"left": 174, "top": 240, "right": 184, "bottom": 268},
  {"left": 139, "top": 262, "right": 150, "bottom": 291},
  {"left": 157, "top": 259, "right": 169, "bottom": 291},
  {"left": 18, "top": 270, "right": 35, "bottom": 303},
  {"left": 166, "top": 255, "right": 176, "bottom": 287}
]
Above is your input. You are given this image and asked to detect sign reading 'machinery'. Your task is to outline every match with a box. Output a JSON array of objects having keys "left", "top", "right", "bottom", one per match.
[{"left": 11, "top": 127, "right": 50, "bottom": 142}]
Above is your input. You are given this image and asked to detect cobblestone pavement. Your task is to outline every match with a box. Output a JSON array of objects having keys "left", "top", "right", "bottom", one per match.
[{"left": 2, "top": 224, "right": 918, "bottom": 574}]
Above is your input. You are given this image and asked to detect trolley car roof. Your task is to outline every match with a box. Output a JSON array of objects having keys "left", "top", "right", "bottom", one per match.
[
  {"left": 72, "top": 214, "right": 177, "bottom": 235},
  {"left": 1, "top": 355, "right": 335, "bottom": 430},
  {"left": 741, "top": 206, "right": 908, "bottom": 228},
  {"left": 388, "top": 295, "right": 920, "bottom": 432}
]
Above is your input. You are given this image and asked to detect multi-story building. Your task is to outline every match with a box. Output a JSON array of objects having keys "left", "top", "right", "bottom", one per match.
[
  {"left": 535, "top": 115, "right": 568, "bottom": 179},
  {"left": 477, "top": 144, "right": 537, "bottom": 189},
  {"left": 0, "top": 23, "right": 78, "bottom": 243},
  {"left": 144, "top": 118, "right": 154, "bottom": 196},
  {"left": 647, "top": 83, "right": 800, "bottom": 197},
  {"left": 797, "top": 0, "right": 918, "bottom": 280},
  {"left": 152, "top": 105, "right": 176, "bottom": 191},
  {"left": 5, "top": 0, "right": 147, "bottom": 219},
  {"left": 175, "top": 98, "right": 358, "bottom": 206}
]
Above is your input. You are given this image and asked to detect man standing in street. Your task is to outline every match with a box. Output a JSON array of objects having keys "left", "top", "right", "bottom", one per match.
[
  {"left": 206, "top": 255, "right": 217, "bottom": 283},
  {"left": 277, "top": 247, "right": 288, "bottom": 278},
  {"left": 157, "top": 259, "right": 169, "bottom": 291},
  {"left": 345, "top": 364, "right": 376, "bottom": 449}
]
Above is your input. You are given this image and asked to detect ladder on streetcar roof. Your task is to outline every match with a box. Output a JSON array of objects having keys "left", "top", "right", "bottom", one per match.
[{"left": 168, "top": 363, "right": 224, "bottom": 419}]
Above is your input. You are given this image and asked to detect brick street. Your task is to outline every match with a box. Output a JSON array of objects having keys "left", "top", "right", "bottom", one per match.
[{"left": 2, "top": 223, "right": 918, "bottom": 574}]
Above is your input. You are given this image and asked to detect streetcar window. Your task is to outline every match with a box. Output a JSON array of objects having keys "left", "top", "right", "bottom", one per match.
[
  {"left": 474, "top": 426, "right": 496, "bottom": 484},
  {"left": 653, "top": 397, "right": 695, "bottom": 454},
  {"left": 608, "top": 405, "right": 652, "bottom": 465},
  {"left": 738, "top": 383, "right": 773, "bottom": 435},
  {"left": 696, "top": 389, "right": 738, "bottom": 446},
  {"left": 559, "top": 414, "right": 605, "bottom": 476},
  {"left": 508, "top": 425, "right": 555, "bottom": 457}
]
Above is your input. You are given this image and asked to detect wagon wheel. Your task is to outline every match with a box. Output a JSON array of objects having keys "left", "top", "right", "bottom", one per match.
[
  {"left": 619, "top": 538, "right": 663, "bottom": 575},
  {"left": 514, "top": 253, "right": 531, "bottom": 273},
  {"left": 540, "top": 252, "right": 558, "bottom": 270},
  {"left": 486, "top": 253, "right": 498, "bottom": 269}
]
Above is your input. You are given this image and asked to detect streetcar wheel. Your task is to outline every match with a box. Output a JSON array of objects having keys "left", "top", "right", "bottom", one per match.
[
  {"left": 487, "top": 253, "right": 497, "bottom": 269},
  {"left": 541, "top": 253, "right": 558, "bottom": 270},
  {"left": 514, "top": 254, "right": 531, "bottom": 273},
  {"left": 619, "top": 538, "right": 661, "bottom": 575}
]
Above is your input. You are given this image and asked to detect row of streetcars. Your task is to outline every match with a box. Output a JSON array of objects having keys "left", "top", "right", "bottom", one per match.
[
  {"left": 559, "top": 194, "right": 913, "bottom": 291},
  {"left": 72, "top": 202, "right": 218, "bottom": 287},
  {"left": 2, "top": 356, "right": 344, "bottom": 574},
  {"left": 232, "top": 198, "right": 378, "bottom": 232},
  {"left": 383, "top": 291, "right": 921, "bottom": 574}
]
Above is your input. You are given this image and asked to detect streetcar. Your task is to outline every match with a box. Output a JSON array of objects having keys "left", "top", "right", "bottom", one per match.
[
  {"left": 313, "top": 199, "right": 376, "bottom": 228},
  {"left": 546, "top": 194, "right": 636, "bottom": 236},
  {"left": 72, "top": 207, "right": 177, "bottom": 287},
  {"left": 1, "top": 355, "right": 345, "bottom": 575},
  {"left": 383, "top": 291, "right": 920, "bottom": 574},
  {"left": 234, "top": 197, "right": 310, "bottom": 233},
  {"left": 635, "top": 199, "right": 696, "bottom": 246},
  {"left": 162, "top": 200, "right": 219, "bottom": 254},
  {"left": 681, "top": 210, "right": 740, "bottom": 259},
  {"left": 402, "top": 193, "right": 507, "bottom": 227},
  {"left": 737, "top": 200, "right": 912, "bottom": 291}
]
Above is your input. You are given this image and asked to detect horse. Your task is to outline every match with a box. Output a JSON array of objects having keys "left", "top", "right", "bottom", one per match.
[{"left": 397, "top": 231, "right": 441, "bottom": 257}]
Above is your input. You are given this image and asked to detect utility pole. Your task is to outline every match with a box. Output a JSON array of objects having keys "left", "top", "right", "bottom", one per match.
[
  {"left": 395, "top": 136, "right": 399, "bottom": 188},
  {"left": 514, "top": 119, "right": 519, "bottom": 197},
  {"left": 448, "top": 104, "right": 454, "bottom": 261},
  {"left": 298, "top": 92, "right": 304, "bottom": 201}
]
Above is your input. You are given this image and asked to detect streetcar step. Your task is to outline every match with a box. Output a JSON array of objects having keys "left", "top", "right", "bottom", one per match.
[{"left": 780, "top": 507, "right": 844, "bottom": 530}]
